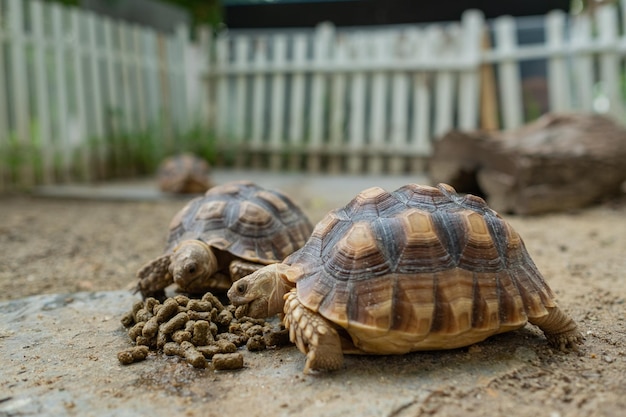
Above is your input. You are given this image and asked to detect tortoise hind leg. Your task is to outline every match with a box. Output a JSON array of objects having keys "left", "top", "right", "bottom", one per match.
[
  {"left": 284, "top": 290, "right": 344, "bottom": 373},
  {"left": 529, "top": 306, "right": 583, "bottom": 351},
  {"left": 136, "top": 254, "right": 173, "bottom": 300}
]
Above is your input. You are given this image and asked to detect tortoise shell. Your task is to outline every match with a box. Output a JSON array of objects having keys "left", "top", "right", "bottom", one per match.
[
  {"left": 282, "top": 183, "right": 557, "bottom": 353},
  {"left": 166, "top": 181, "right": 313, "bottom": 264}
]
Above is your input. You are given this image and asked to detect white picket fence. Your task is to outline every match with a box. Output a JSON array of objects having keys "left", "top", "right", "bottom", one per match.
[
  {"left": 206, "top": 3, "right": 626, "bottom": 175},
  {"left": 0, "top": 0, "right": 207, "bottom": 190},
  {"left": 2, "top": 0, "right": 626, "bottom": 190}
]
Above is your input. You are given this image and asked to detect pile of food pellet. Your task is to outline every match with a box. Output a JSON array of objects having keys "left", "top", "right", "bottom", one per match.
[{"left": 118, "top": 292, "right": 289, "bottom": 369}]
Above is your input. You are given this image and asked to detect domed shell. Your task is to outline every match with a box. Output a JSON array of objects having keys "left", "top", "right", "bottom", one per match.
[
  {"left": 166, "top": 181, "right": 313, "bottom": 263},
  {"left": 283, "top": 183, "right": 557, "bottom": 353}
]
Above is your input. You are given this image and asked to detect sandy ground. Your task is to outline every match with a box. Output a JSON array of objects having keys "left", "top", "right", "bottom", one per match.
[{"left": 1, "top": 172, "right": 625, "bottom": 416}]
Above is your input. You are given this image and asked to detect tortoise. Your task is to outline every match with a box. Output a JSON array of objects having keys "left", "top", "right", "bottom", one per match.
[
  {"left": 157, "top": 153, "right": 213, "bottom": 194},
  {"left": 228, "top": 183, "right": 583, "bottom": 373},
  {"left": 137, "top": 181, "right": 313, "bottom": 299}
]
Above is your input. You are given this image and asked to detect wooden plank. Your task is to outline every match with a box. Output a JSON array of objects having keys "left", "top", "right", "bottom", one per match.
[
  {"left": 86, "top": 12, "right": 106, "bottom": 179},
  {"left": 102, "top": 17, "right": 123, "bottom": 176},
  {"left": 369, "top": 33, "right": 388, "bottom": 174},
  {"left": 0, "top": 0, "right": 8, "bottom": 190},
  {"left": 307, "top": 23, "right": 333, "bottom": 172},
  {"left": 412, "top": 73, "right": 431, "bottom": 157},
  {"left": 31, "top": 0, "right": 54, "bottom": 184},
  {"left": 347, "top": 35, "right": 367, "bottom": 174},
  {"left": 8, "top": 0, "right": 34, "bottom": 187},
  {"left": 494, "top": 16, "right": 523, "bottom": 129},
  {"left": 233, "top": 36, "right": 249, "bottom": 148},
  {"left": 546, "top": 10, "right": 570, "bottom": 112},
  {"left": 269, "top": 35, "right": 287, "bottom": 171},
  {"left": 457, "top": 10, "right": 483, "bottom": 130},
  {"left": 328, "top": 36, "right": 348, "bottom": 173},
  {"left": 389, "top": 68, "right": 409, "bottom": 174},
  {"left": 288, "top": 34, "right": 307, "bottom": 171},
  {"left": 596, "top": 5, "right": 624, "bottom": 118},
  {"left": 479, "top": 29, "right": 499, "bottom": 130},
  {"left": 570, "top": 14, "right": 594, "bottom": 112},
  {"left": 250, "top": 38, "right": 268, "bottom": 168},
  {"left": 69, "top": 9, "right": 90, "bottom": 181},
  {"left": 51, "top": 3, "right": 71, "bottom": 181},
  {"left": 214, "top": 36, "right": 228, "bottom": 148}
]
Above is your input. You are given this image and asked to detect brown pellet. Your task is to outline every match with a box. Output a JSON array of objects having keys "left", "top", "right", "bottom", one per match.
[
  {"left": 134, "top": 308, "right": 153, "bottom": 323},
  {"left": 142, "top": 316, "right": 160, "bottom": 338},
  {"left": 160, "top": 312, "right": 189, "bottom": 335},
  {"left": 155, "top": 298, "right": 179, "bottom": 323},
  {"left": 172, "top": 330, "right": 192, "bottom": 344},
  {"left": 191, "top": 320, "right": 212, "bottom": 346},
  {"left": 117, "top": 346, "right": 150, "bottom": 365},
  {"left": 163, "top": 342, "right": 183, "bottom": 356},
  {"left": 128, "top": 322, "right": 145, "bottom": 341},
  {"left": 246, "top": 334, "right": 266, "bottom": 352},
  {"left": 212, "top": 353, "right": 244, "bottom": 370},
  {"left": 201, "top": 292, "right": 224, "bottom": 311},
  {"left": 180, "top": 341, "right": 207, "bottom": 368}
]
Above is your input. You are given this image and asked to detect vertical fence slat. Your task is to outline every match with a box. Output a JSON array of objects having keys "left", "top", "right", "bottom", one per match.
[
  {"left": 269, "top": 35, "right": 287, "bottom": 170},
  {"left": 597, "top": 5, "right": 624, "bottom": 119},
  {"left": 70, "top": 9, "right": 89, "bottom": 180},
  {"left": 0, "top": 0, "right": 7, "bottom": 190},
  {"left": 9, "top": 0, "right": 34, "bottom": 186},
  {"left": 102, "top": 18, "right": 121, "bottom": 175},
  {"left": 51, "top": 3, "right": 71, "bottom": 181},
  {"left": 307, "top": 23, "right": 332, "bottom": 172},
  {"left": 389, "top": 61, "right": 409, "bottom": 174},
  {"left": 86, "top": 13, "right": 106, "bottom": 178},
  {"left": 547, "top": 10, "right": 570, "bottom": 112},
  {"left": 328, "top": 36, "right": 347, "bottom": 173},
  {"left": 433, "top": 26, "right": 456, "bottom": 137},
  {"left": 457, "top": 10, "right": 483, "bottom": 130},
  {"left": 412, "top": 73, "right": 431, "bottom": 158},
  {"left": 233, "top": 36, "right": 248, "bottom": 147},
  {"left": 288, "top": 34, "right": 307, "bottom": 171},
  {"left": 369, "top": 33, "right": 388, "bottom": 174},
  {"left": 31, "top": 0, "right": 53, "bottom": 184},
  {"left": 347, "top": 35, "right": 366, "bottom": 174},
  {"left": 249, "top": 38, "right": 267, "bottom": 168},
  {"left": 494, "top": 16, "right": 523, "bottom": 129},
  {"left": 570, "top": 14, "right": 594, "bottom": 112},
  {"left": 214, "top": 36, "right": 230, "bottom": 146}
]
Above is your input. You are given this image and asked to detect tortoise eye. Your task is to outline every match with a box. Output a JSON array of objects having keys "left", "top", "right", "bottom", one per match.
[
  {"left": 236, "top": 282, "right": 247, "bottom": 294},
  {"left": 187, "top": 264, "right": 197, "bottom": 275}
]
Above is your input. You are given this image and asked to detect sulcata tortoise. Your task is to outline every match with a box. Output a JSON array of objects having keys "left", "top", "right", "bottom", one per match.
[
  {"left": 137, "top": 181, "right": 313, "bottom": 299},
  {"left": 228, "top": 183, "right": 583, "bottom": 373},
  {"left": 157, "top": 153, "right": 213, "bottom": 194}
]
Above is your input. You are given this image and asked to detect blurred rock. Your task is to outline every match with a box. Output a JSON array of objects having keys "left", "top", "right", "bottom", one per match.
[{"left": 429, "top": 113, "right": 626, "bottom": 214}]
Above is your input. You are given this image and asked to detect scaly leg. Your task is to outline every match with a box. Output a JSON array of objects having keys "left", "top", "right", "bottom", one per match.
[
  {"left": 136, "top": 254, "right": 173, "bottom": 299},
  {"left": 529, "top": 305, "right": 583, "bottom": 351},
  {"left": 283, "top": 290, "right": 344, "bottom": 373}
]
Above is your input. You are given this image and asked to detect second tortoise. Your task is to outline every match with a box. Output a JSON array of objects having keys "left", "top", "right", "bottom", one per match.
[{"left": 137, "top": 181, "right": 313, "bottom": 299}]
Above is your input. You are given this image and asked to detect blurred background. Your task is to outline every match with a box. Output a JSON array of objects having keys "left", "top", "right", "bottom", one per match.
[{"left": 0, "top": 0, "right": 623, "bottom": 191}]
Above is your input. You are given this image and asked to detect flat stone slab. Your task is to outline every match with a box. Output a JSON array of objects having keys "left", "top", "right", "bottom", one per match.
[{"left": 1, "top": 291, "right": 537, "bottom": 417}]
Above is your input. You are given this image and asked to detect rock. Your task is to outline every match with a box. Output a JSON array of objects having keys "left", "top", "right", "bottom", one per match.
[{"left": 430, "top": 113, "right": 626, "bottom": 214}]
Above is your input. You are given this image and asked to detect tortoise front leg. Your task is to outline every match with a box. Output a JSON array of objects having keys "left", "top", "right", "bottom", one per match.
[
  {"left": 283, "top": 289, "right": 344, "bottom": 373},
  {"left": 136, "top": 254, "right": 173, "bottom": 299},
  {"left": 229, "top": 260, "right": 265, "bottom": 281},
  {"left": 529, "top": 305, "right": 583, "bottom": 351}
]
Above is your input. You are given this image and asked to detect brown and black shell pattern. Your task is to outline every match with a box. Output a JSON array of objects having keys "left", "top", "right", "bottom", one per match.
[
  {"left": 166, "top": 181, "right": 313, "bottom": 264},
  {"left": 283, "top": 183, "right": 558, "bottom": 354}
]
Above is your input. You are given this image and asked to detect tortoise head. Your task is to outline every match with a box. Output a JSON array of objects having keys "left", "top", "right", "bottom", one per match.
[
  {"left": 169, "top": 240, "right": 218, "bottom": 292},
  {"left": 227, "top": 263, "right": 293, "bottom": 318}
]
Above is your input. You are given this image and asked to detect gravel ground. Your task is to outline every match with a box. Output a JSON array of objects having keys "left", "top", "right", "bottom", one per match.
[{"left": 0, "top": 174, "right": 625, "bottom": 416}]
